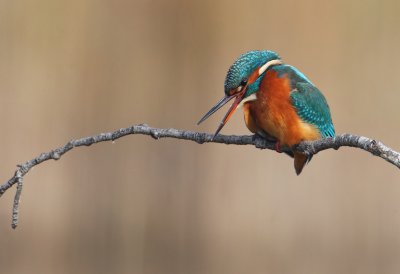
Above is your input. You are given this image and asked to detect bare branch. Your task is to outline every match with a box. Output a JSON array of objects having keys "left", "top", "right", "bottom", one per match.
[
  {"left": 11, "top": 172, "right": 23, "bottom": 229},
  {"left": 1, "top": 123, "right": 399, "bottom": 228}
]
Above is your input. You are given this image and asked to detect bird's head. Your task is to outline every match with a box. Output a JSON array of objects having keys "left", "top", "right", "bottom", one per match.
[{"left": 198, "top": 50, "right": 282, "bottom": 138}]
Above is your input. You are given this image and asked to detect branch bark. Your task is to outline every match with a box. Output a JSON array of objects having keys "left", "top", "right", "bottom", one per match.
[{"left": 1, "top": 123, "right": 399, "bottom": 228}]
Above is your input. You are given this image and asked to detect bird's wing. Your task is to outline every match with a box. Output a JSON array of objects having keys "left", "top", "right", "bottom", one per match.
[{"left": 290, "top": 82, "right": 335, "bottom": 138}]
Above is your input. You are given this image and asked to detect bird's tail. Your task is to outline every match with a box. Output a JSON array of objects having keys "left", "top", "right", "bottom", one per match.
[{"left": 293, "top": 152, "right": 311, "bottom": 175}]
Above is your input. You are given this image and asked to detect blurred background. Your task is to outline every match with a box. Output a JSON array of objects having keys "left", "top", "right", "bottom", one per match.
[{"left": 0, "top": 0, "right": 400, "bottom": 273}]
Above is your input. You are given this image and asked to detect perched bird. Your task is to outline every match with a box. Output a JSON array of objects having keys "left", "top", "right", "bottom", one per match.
[{"left": 198, "top": 50, "right": 335, "bottom": 175}]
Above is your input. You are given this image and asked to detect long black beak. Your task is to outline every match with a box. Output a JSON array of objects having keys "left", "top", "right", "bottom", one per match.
[
  {"left": 197, "top": 89, "right": 247, "bottom": 140},
  {"left": 197, "top": 94, "right": 236, "bottom": 125}
]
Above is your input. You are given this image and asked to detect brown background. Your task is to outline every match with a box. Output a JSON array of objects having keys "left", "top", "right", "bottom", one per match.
[{"left": 1, "top": 0, "right": 400, "bottom": 273}]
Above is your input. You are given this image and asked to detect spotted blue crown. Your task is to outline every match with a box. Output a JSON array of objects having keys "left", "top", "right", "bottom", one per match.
[{"left": 224, "top": 50, "right": 280, "bottom": 96}]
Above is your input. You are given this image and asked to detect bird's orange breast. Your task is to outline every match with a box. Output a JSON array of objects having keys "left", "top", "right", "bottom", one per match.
[{"left": 242, "top": 70, "right": 320, "bottom": 147}]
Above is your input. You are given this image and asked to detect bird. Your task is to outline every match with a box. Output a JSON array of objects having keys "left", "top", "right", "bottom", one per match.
[{"left": 197, "top": 50, "right": 335, "bottom": 175}]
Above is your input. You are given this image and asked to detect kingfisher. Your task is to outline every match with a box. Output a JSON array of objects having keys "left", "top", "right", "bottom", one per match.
[{"left": 197, "top": 50, "right": 335, "bottom": 175}]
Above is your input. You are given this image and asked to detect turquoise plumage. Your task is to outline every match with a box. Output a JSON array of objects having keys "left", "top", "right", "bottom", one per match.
[
  {"left": 273, "top": 65, "right": 335, "bottom": 138},
  {"left": 291, "top": 82, "right": 335, "bottom": 138}
]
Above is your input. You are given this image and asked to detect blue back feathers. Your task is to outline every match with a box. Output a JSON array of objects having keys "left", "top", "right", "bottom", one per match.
[{"left": 277, "top": 66, "right": 335, "bottom": 138}]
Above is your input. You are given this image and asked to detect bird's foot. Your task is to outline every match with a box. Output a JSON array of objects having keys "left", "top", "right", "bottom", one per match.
[{"left": 275, "top": 141, "right": 282, "bottom": 153}]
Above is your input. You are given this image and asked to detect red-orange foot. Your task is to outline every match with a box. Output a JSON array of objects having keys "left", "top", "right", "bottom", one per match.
[{"left": 275, "top": 142, "right": 282, "bottom": 153}]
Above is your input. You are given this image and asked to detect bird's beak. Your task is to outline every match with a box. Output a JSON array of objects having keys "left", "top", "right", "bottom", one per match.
[{"left": 197, "top": 87, "right": 247, "bottom": 139}]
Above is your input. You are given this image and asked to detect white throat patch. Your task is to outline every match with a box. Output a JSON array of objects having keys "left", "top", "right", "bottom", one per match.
[
  {"left": 238, "top": 93, "right": 257, "bottom": 109},
  {"left": 258, "top": 59, "right": 283, "bottom": 76}
]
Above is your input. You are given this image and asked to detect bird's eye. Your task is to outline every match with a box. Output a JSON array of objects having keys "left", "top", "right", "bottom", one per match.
[{"left": 240, "top": 79, "right": 248, "bottom": 87}]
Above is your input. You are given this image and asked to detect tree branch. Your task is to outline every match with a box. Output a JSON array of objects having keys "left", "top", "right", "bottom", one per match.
[{"left": 1, "top": 123, "right": 399, "bottom": 228}]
